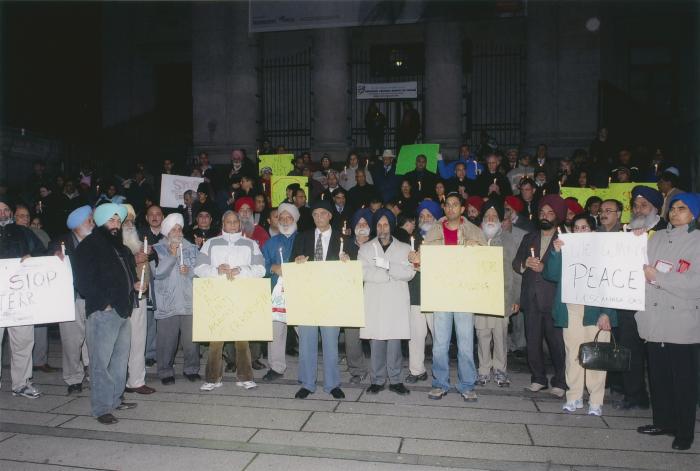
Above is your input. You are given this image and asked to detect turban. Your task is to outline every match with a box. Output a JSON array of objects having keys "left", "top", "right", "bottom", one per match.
[
  {"left": 161, "top": 213, "right": 184, "bottom": 237},
  {"left": 372, "top": 208, "right": 396, "bottom": 233},
  {"left": 564, "top": 198, "right": 584, "bottom": 215},
  {"left": 538, "top": 194, "right": 567, "bottom": 222},
  {"left": 417, "top": 200, "right": 443, "bottom": 220},
  {"left": 481, "top": 198, "right": 504, "bottom": 221},
  {"left": 66, "top": 205, "right": 92, "bottom": 230},
  {"left": 277, "top": 203, "right": 300, "bottom": 222},
  {"left": 234, "top": 196, "right": 255, "bottom": 212},
  {"left": 632, "top": 186, "right": 663, "bottom": 211},
  {"left": 466, "top": 196, "right": 484, "bottom": 212},
  {"left": 669, "top": 193, "right": 700, "bottom": 220},
  {"left": 122, "top": 203, "right": 136, "bottom": 220},
  {"left": 351, "top": 208, "right": 373, "bottom": 230},
  {"left": 94, "top": 203, "right": 127, "bottom": 227},
  {"left": 504, "top": 196, "right": 524, "bottom": 214}
]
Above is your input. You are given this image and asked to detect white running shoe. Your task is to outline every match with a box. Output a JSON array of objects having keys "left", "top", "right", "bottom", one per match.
[
  {"left": 12, "top": 384, "right": 42, "bottom": 399},
  {"left": 562, "top": 398, "right": 584, "bottom": 412},
  {"left": 200, "top": 381, "right": 223, "bottom": 391},
  {"left": 588, "top": 404, "right": 603, "bottom": 416},
  {"left": 236, "top": 381, "right": 257, "bottom": 389}
]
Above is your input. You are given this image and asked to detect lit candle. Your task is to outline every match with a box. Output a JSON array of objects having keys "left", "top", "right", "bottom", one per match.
[
  {"left": 410, "top": 236, "right": 415, "bottom": 251},
  {"left": 557, "top": 227, "right": 562, "bottom": 234},
  {"left": 179, "top": 242, "right": 184, "bottom": 265},
  {"left": 138, "top": 265, "right": 146, "bottom": 300},
  {"left": 262, "top": 182, "right": 266, "bottom": 192},
  {"left": 279, "top": 247, "right": 284, "bottom": 265},
  {"left": 487, "top": 238, "right": 491, "bottom": 246},
  {"left": 530, "top": 247, "right": 536, "bottom": 258},
  {"left": 342, "top": 220, "right": 347, "bottom": 233},
  {"left": 96, "top": 185, "right": 100, "bottom": 195},
  {"left": 654, "top": 163, "right": 658, "bottom": 174},
  {"left": 339, "top": 237, "right": 344, "bottom": 256},
  {"left": 529, "top": 213, "right": 533, "bottom": 220},
  {"left": 623, "top": 224, "right": 628, "bottom": 232},
  {"left": 61, "top": 242, "right": 66, "bottom": 256},
  {"left": 143, "top": 236, "right": 148, "bottom": 254},
  {"left": 608, "top": 176, "right": 612, "bottom": 185},
  {"left": 321, "top": 193, "right": 324, "bottom": 200},
  {"left": 365, "top": 159, "right": 369, "bottom": 169},
  {"left": 473, "top": 161, "right": 478, "bottom": 175},
  {"left": 543, "top": 189, "right": 547, "bottom": 196},
  {"left": 38, "top": 201, "right": 42, "bottom": 213},
  {"left": 418, "top": 181, "right": 422, "bottom": 192}
]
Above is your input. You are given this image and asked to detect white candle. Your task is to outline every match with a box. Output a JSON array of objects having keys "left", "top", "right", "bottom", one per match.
[
  {"left": 557, "top": 227, "right": 562, "bottom": 234},
  {"left": 339, "top": 237, "right": 344, "bottom": 256},
  {"left": 61, "top": 242, "right": 66, "bottom": 256},
  {"left": 138, "top": 265, "right": 146, "bottom": 300},
  {"left": 279, "top": 247, "right": 284, "bottom": 265},
  {"left": 493, "top": 178, "right": 497, "bottom": 185},
  {"left": 343, "top": 166, "right": 347, "bottom": 174},
  {"left": 342, "top": 220, "right": 347, "bottom": 233},
  {"left": 418, "top": 181, "right": 422, "bottom": 192},
  {"left": 143, "top": 236, "right": 148, "bottom": 254},
  {"left": 487, "top": 238, "right": 491, "bottom": 246},
  {"left": 410, "top": 236, "right": 415, "bottom": 251},
  {"left": 179, "top": 243, "right": 184, "bottom": 265},
  {"left": 262, "top": 182, "right": 266, "bottom": 192},
  {"left": 473, "top": 161, "right": 478, "bottom": 175},
  {"left": 623, "top": 224, "right": 628, "bottom": 232},
  {"left": 365, "top": 159, "right": 369, "bottom": 168},
  {"left": 530, "top": 247, "right": 536, "bottom": 258}
]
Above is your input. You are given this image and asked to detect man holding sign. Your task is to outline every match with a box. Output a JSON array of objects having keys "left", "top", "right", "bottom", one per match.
[
  {"left": 0, "top": 197, "right": 45, "bottom": 399},
  {"left": 417, "top": 192, "right": 486, "bottom": 402}
]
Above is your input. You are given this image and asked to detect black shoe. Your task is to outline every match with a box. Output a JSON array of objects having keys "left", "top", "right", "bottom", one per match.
[
  {"left": 404, "top": 372, "right": 427, "bottom": 384},
  {"left": 183, "top": 373, "right": 201, "bottom": 382},
  {"left": 295, "top": 387, "right": 312, "bottom": 399},
  {"left": 365, "top": 384, "right": 384, "bottom": 394},
  {"left": 637, "top": 424, "right": 675, "bottom": 436},
  {"left": 145, "top": 359, "right": 156, "bottom": 367},
  {"left": 161, "top": 376, "right": 175, "bottom": 385},
  {"left": 672, "top": 437, "right": 693, "bottom": 450},
  {"left": 251, "top": 359, "right": 266, "bottom": 370},
  {"left": 262, "top": 369, "right": 283, "bottom": 382},
  {"left": 330, "top": 387, "right": 345, "bottom": 399},
  {"left": 97, "top": 413, "right": 118, "bottom": 425},
  {"left": 614, "top": 399, "right": 650, "bottom": 410},
  {"left": 389, "top": 383, "right": 410, "bottom": 395},
  {"left": 115, "top": 402, "right": 137, "bottom": 410},
  {"left": 67, "top": 383, "right": 82, "bottom": 395}
]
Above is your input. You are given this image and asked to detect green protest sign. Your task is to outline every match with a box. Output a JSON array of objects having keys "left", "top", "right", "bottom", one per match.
[{"left": 395, "top": 144, "right": 440, "bottom": 175}]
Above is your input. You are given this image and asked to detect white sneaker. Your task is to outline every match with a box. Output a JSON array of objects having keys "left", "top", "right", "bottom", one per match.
[
  {"left": 562, "top": 399, "right": 584, "bottom": 412},
  {"left": 200, "top": 381, "right": 223, "bottom": 391},
  {"left": 588, "top": 404, "right": 603, "bottom": 416},
  {"left": 236, "top": 381, "right": 257, "bottom": 389},
  {"left": 12, "top": 384, "right": 42, "bottom": 399},
  {"left": 524, "top": 382, "right": 548, "bottom": 392},
  {"left": 549, "top": 387, "right": 566, "bottom": 398}
]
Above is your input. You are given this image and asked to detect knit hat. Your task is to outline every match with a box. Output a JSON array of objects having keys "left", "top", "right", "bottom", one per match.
[
  {"left": 481, "top": 198, "right": 504, "bottom": 221},
  {"left": 196, "top": 182, "right": 209, "bottom": 194},
  {"left": 372, "top": 208, "right": 396, "bottom": 233},
  {"left": 278, "top": 203, "right": 300, "bottom": 222},
  {"left": 94, "top": 203, "right": 127, "bottom": 227},
  {"left": 632, "top": 186, "right": 663, "bottom": 211},
  {"left": 504, "top": 195, "right": 524, "bottom": 213},
  {"left": 310, "top": 199, "right": 333, "bottom": 215},
  {"left": 466, "top": 196, "right": 484, "bottom": 212},
  {"left": 538, "top": 194, "right": 567, "bottom": 222},
  {"left": 161, "top": 213, "right": 184, "bottom": 237},
  {"left": 234, "top": 196, "right": 254, "bottom": 212},
  {"left": 351, "top": 208, "right": 373, "bottom": 230},
  {"left": 564, "top": 198, "right": 584, "bottom": 215},
  {"left": 416, "top": 200, "right": 443, "bottom": 220},
  {"left": 66, "top": 205, "right": 92, "bottom": 230},
  {"left": 122, "top": 203, "right": 136, "bottom": 220},
  {"left": 669, "top": 193, "right": 700, "bottom": 220}
]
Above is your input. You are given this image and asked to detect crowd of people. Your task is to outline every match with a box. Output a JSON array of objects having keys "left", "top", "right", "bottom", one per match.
[{"left": 0, "top": 137, "right": 698, "bottom": 451}]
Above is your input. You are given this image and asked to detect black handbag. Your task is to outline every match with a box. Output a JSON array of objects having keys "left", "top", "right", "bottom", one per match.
[{"left": 578, "top": 330, "right": 631, "bottom": 372}]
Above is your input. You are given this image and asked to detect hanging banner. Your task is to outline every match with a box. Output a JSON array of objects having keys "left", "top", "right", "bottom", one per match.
[
  {"left": 559, "top": 232, "right": 647, "bottom": 311},
  {"left": 356, "top": 82, "right": 418, "bottom": 100},
  {"left": 159, "top": 174, "right": 204, "bottom": 209},
  {"left": 1, "top": 256, "right": 75, "bottom": 327}
]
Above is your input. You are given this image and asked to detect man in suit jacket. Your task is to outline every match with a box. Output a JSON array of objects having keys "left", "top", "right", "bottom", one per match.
[
  {"left": 290, "top": 199, "right": 346, "bottom": 400},
  {"left": 512, "top": 194, "right": 567, "bottom": 397}
]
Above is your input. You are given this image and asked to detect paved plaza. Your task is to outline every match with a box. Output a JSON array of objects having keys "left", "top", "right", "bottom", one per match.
[{"left": 0, "top": 340, "right": 697, "bottom": 471}]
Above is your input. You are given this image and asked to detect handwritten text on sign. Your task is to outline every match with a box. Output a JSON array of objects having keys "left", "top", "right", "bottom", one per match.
[
  {"left": 159, "top": 174, "right": 205, "bottom": 209},
  {"left": 560, "top": 232, "right": 646, "bottom": 310},
  {"left": 282, "top": 261, "right": 365, "bottom": 327},
  {"left": 1, "top": 256, "right": 75, "bottom": 327},
  {"left": 192, "top": 277, "right": 272, "bottom": 342},
  {"left": 420, "top": 245, "right": 505, "bottom": 316}
]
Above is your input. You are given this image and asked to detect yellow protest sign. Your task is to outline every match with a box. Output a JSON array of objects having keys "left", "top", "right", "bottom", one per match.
[
  {"left": 193, "top": 277, "right": 272, "bottom": 342},
  {"left": 559, "top": 187, "right": 596, "bottom": 207},
  {"left": 282, "top": 261, "right": 365, "bottom": 327},
  {"left": 420, "top": 245, "right": 505, "bottom": 316},
  {"left": 259, "top": 154, "right": 294, "bottom": 177},
  {"left": 271, "top": 176, "right": 308, "bottom": 207}
]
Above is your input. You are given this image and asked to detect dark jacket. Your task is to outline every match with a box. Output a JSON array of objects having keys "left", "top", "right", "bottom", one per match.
[
  {"left": 475, "top": 171, "right": 513, "bottom": 198},
  {"left": 395, "top": 228, "right": 421, "bottom": 305},
  {"left": 371, "top": 164, "right": 400, "bottom": 203},
  {"left": 291, "top": 228, "right": 343, "bottom": 261},
  {"left": 403, "top": 169, "right": 439, "bottom": 201},
  {"left": 0, "top": 223, "right": 45, "bottom": 259},
  {"left": 73, "top": 228, "right": 139, "bottom": 318},
  {"left": 512, "top": 230, "right": 558, "bottom": 314},
  {"left": 348, "top": 183, "right": 378, "bottom": 210}
]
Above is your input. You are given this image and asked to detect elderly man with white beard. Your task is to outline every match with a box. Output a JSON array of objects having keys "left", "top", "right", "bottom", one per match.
[
  {"left": 121, "top": 204, "right": 156, "bottom": 395},
  {"left": 260, "top": 203, "right": 299, "bottom": 381},
  {"left": 49, "top": 205, "right": 95, "bottom": 394},
  {"left": 627, "top": 186, "right": 667, "bottom": 234},
  {"left": 474, "top": 198, "right": 521, "bottom": 387},
  {"left": 151, "top": 213, "right": 200, "bottom": 385},
  {"left": 195, "top": 210, "right": 266, "bottom": 391}
]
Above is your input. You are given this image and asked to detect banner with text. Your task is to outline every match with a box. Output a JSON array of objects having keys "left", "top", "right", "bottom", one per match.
[
  {"left": 356, "top": 82, "right": 418, "bottom": 100},
  {"left": 159, "top": 174, "right": 204, "bottom": 209},
  {"left": 1, "top": 256, "right": 75, "bottom": 327},
  {"left": 559, "top": 232, "right": 647, "bottom": 311}
]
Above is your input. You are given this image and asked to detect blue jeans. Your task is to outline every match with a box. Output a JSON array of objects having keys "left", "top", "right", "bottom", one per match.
[
  {"left": 298, "top": 326, "right": 340, "bottom": 393},
  {"left": 86, "top": 309, "right": 131, "bottom": 417},
  {"left": 431, "top": 311, "right": 476, "bottom": 393}
]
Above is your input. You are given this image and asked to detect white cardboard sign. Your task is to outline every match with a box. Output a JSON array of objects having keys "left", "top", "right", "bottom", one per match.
[{"left": 159, "top": 174, "right": 204, "bottom": 209}]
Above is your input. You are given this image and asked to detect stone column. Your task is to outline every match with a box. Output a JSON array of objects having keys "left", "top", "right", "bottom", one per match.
[
  {"left": 311, "top": 28, "right": 350, "bottom": 161},
  {"left": 424, "top": 21, "right": 462, "bottom": 158}
]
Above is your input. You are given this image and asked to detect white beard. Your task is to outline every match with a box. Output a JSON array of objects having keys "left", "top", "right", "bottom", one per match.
[
  {"left": 167, "top": 234, "right": 183, "bottom": 246},
  {"left": 122, "top": 226, "right": 143, "bottom": 254},
  {"left": 419, "top": 222, "right": 434, "bottom": 236},
  {"left": 627, "top": 212, "right": 660, "bottom": 231},
  {"left": 481, "top": 222, "right": 501, "bottom": 240},
  {"left": 240, "top": 217, "right": 255, "bottom": 237},
  {"left": 279, "top": 222, "right": 297, "bottom": 236},
  {"left": 355, "top": 227, "right": 370, "bottom": 237}
]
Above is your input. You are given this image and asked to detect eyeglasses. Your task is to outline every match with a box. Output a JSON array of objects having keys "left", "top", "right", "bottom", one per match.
[{"left": 600, "top": 209, "right": 619, "bottom": 214}]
